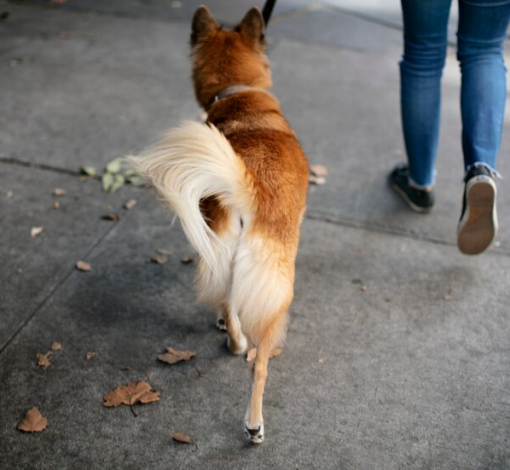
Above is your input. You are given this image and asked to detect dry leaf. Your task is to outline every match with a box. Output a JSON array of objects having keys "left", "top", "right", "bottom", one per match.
[
  {"left": 53, "top": 201, "right": 60, "bottom": 210},
  {"left": 86, "top": 351, "right": 98, "bottom": 360},
  {"left": 76, "top": 260, "right": 92, "bottom": 272},
  {"left": 444, "top": 294, "right": 452, "bottom": 301},
  {"left": 36, "top": 351, "right": 53, "bottom": 369},
  {"left": 180, "top": 257, "right": 193, "bottom": 265},
  {"left": 30, "top": 227, "right": 44, "bottom": 238},
  {"left": 150, "top": 256, "right": 168, "bottom": 265},
  {"left": 53, "top": 188, "right": 66, "bottom": 197},
  {"left": 359, "top": 285, "right": 367, "bottom": 292},
  {"left": 103, "top": 381, "right": 160, "bottom": 407},
  {"left": 102, "top": 213, "right": 120, "bottom": 221},
  {"left": 309, "top": 175, "right": 326, "bottom": 186},
  {"left": 246, "top": 348, "right": 282, "bottom": 362},
  {"left": 51, "top": 342, "right": 62, "bottom": 351},
  {"left": 172, "top": 432, "right": 191, "bottom": 444},
  {"left": 157, "top": 346, "right": 196, "bottom": 365},
  {"left": 310, "top": 164, "right": 328, "bottom": 176},
  {"left": 17, "top": 407, "right": 48, "bottom": 433},
  {"left": 123, "top": 199, "right": 137, "bottom": 210},
  {"left": 317, "top": 358, "right": 324, "bottom": 365}
]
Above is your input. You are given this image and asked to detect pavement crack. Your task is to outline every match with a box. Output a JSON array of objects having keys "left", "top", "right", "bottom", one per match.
[
  {"left": 0, "top": 192, "right": 150, "bottom": 355},
  {"left": 0, "top": 156, "right": 82, "bottom": 177},
  {"left": 305, "top": 211, "right": 509, "bottom": 257}
]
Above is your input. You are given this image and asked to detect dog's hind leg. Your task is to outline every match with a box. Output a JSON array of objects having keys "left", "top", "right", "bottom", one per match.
[
  {"left": 244, "top": 309, "right": 289, "bottom": 444},
  {"left": 224, "top": 304, "right": 248, "bottom": 355}
]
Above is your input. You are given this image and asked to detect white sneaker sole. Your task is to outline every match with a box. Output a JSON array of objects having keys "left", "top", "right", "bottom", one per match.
[{"left": 457, "top": 175, "right": 498, "bottom": 255}]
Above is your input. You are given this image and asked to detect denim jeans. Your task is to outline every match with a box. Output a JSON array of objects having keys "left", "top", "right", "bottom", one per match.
[{"left": 400, "top": 0, "right": 510, "bottom": 188}]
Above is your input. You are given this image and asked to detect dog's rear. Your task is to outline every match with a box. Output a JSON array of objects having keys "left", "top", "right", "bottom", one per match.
[{"left": 131, "top": 6, "right": 308, "bottom": 443}]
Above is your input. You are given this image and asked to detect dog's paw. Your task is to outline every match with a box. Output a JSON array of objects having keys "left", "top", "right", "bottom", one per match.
[
  {"left": 226, "top": 334, "right": 248, "bottom": 355},
  {"left": 244, "top": 422, "right": 264, "bottom": 444},
  {"left": 216, "top": 317, "right": 227, "bottom": 331}
]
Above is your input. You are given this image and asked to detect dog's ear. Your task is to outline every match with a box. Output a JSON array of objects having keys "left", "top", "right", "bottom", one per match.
[
  {"left": 191, "top": 5, "right": 217, "bottom": 45},
  {"left": 238, "top": 7, "right": 265, "bottom": 44}
]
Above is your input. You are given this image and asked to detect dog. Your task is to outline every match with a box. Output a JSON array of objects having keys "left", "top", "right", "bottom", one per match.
[{"left": 131, "top": 5, "right": 309, "bottom": 443}]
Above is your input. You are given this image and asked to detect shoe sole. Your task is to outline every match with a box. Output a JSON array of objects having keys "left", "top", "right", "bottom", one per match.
[
  {"left": 390, "top": 181, "right": 433, "bottom": 214},
  {"left": 457, "top": 176, "right": 498, "bottom": 255}
]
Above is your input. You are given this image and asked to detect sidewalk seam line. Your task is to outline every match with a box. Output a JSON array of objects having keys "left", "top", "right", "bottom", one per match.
[{"left": 0, "top": 192, "right": 150, "bottom": 355}]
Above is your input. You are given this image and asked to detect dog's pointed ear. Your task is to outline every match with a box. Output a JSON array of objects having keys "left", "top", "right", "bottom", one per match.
[
  {"left": 239, "top": 7, "right": 265, "bottom": 44},
  {"left": 191, "top": 5, "right": 217, "bottom": 45}
]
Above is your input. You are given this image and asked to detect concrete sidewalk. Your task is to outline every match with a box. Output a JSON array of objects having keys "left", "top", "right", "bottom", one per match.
[{"left": 1, "top": 1, "right": 509, "bottom": 469}]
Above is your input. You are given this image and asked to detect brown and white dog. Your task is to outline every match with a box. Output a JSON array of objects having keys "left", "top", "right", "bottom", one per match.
[{"left": 131, "top": 5, "right": 309, "bottom": 443}]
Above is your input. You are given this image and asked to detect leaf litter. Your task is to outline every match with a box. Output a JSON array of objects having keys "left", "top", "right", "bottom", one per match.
[
  {"left": 36, "top": 351, "right": 53, "bottom": 369},
  {"left": 76, "top": 260, "right": 92, "bottom": 272},
  {"left": 103, "top": 381, "right": 160, "bottom": 408},
  {"left": 30, "top": 227, "right": 44, "bottom": 238},
  {"left": 157, "top": 347, "right": 196, "bottom": 365},
  {"left": 17, "top": 407, "right": 48, "bottom": 433},
  {"left": 172, "top": 432, "right": 191, "bottom": 444}
]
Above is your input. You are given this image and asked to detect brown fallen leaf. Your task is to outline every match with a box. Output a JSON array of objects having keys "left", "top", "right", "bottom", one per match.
[
  {"left": 150, "top": 256, "right": 168, "bottom": 265},
  {"left": 17, "top": 407, "right": 48, "bottom": 433},
  {"left": 30, "top": 227, "right": 44, "bottom": 238},
  {"left": 157, "top": 346, "right": 196, "bottom": 365},
  {"left": 36, "top": 351, "right": 53, "bottom": 369},
  {"left": 359, "top": 285, "right": 367, "bottom": 292},
  {"left": 123, "top": 199, "right": 137, "bottom": 210},
  {"left": 310, "top": 164, "right": 328, "bottom": 176},
  {"left": 53, "top": 201, "right": 60, "bottom": 210},
  {"left": 317, "top": 358, "right": 324, "bottom": 365},
  {"left": 53, "top": 188, "right": 66, "bottom": 197},
  {"left": 246, "top": 348, "right": 282, "bottom": 362},
  {"left": 172, "top": 432, "right": 191, "bottom": 444},
  {"left": 76, "top": 260, "right": 92, "bottom": 272},
  {"left": 102, "top": 213, "right": 120, "bottom": 221},
  {"left": 444, "top": 294, "right": 452, "bottom": 301},
  {"left": 51, "top": 342, "right": 62, "bottom": 351},
  {"left": 180, "top": 257, "right": 193, "bottom": 265},
  {"left": 103, "top": 381, "right": 160, "bottom": 407},
  {"left": 86, "top": 351, "right": 98, "bottom": 361},
  {"left": 309, "top": 175, "right": 326, "bottom": 186}
]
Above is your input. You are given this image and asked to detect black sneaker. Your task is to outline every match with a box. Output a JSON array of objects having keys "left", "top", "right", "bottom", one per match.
[
  {"left": 388, "top": 165, "right": 435, "bottom": 213},
  {"left": 457, "top": 165, "right": 498, "bottom": 255}
]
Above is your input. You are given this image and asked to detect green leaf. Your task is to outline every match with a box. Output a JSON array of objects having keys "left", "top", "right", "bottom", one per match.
[
  {"left": 110, "top": 174, "right": 125, "bottom": 193},
  {"left": 80, "top": 166, "right": 97, "bottom": 176},
  {"left": 122, "top": 168, "right": 137, "bottom": 178},
  {"left": 127, "top": 176, "right": 144, "bottom": 186},
  {"left": 102, "top": 173, "right": 114, "bottom": 192},
  {"left": 106, "top": 158, "right": 123, "bottom": 174}
]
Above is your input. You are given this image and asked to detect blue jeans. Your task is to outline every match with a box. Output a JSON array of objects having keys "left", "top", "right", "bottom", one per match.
[{"left": 400, "top": 0, "right": 510, "bottom": 188}]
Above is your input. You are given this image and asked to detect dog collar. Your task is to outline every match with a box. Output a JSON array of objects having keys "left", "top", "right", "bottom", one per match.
[{"left": 212, "top": 85, "right": 259, "bottom": 103}]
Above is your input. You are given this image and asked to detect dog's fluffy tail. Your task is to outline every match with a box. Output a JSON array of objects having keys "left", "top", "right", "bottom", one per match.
[{"left": 129, "top": 120, "right": 256, "bottom": 271}]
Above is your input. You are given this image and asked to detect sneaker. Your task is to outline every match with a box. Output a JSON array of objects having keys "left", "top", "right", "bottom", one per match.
[
  {"left": 388, "top": 165, "right": 435, "bottom": 213},
  {"left": 457, "top": 165, "right": 498, "bottom": 255}
]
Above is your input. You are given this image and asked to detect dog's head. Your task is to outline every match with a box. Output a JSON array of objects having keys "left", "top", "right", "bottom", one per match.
[{"left": 190, "top": 5, "right": 272, "bottom": 109}]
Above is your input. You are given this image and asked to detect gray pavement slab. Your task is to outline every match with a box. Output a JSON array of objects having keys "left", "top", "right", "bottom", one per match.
[
  {"left": 21, "top": 0, "right": 308, "bottom": 25},
  {"left": 0, "top": 207, "right": 508, "bottom": 469},
  {"left": 0, "top": 163, "right": 144, "bottom": 351}
]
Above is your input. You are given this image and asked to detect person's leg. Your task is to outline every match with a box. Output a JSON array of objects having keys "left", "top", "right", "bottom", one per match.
[
  {"left": 457, "top": 0, "right": 510, "bottom": 174},
  {"left": 400, "top": 0, "right": 453, "bottom": 189},
  {"left": 456, "top": 0, "right": 510, "bottom": 254}
]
